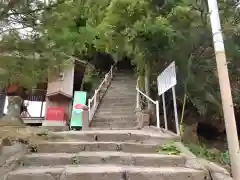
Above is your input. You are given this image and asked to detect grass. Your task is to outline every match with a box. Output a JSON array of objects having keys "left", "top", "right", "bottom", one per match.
[
  {"left": 157, "top": 141, "right": 230, "bottom": 169},
  {"left": 184, "top": 143, "right": 230, "bottom": 165},
  {"left": 157, "top": 142, "right": 181, "bottom": 155}
]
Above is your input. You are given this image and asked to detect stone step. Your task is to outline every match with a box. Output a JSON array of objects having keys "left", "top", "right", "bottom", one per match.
[
  {"left": 35, "top": 141, "right": 164, "bottom": 154},
  {"left": 91, "top": 117, "right": 136, "bottom": 121},
  {"left": 108, "top": 87, "right": 136, "bottom": 90},
  {"left": 104, "top": 93, "right": 136, "bottom": 96},
  {"left": 99, "top": 105, "right": 135, "bottom": 108},
  {"left": 102, "top": 98, "right": 136, "bottom": 102},
  {"left": 110, "top": 83, "right": 135, "bottom": 87},
  {"left": 21, "top": 152, "right": 186, "bottom": 167},
  {"left": 53, "top": 129, "right": 177, "bottom": 142},
  {"left": 111, "top": 82, "right": 135, "bottom": 85},
  {"left": 97, "top": 107, "right": 135, "bottom": 112},
  {"left": 98, "top": 103, "right": 136, "bottom": 108},
  {"left": 90, "top": 122, "right": 137, "bottom": 129},
  {"left": 113, "top": 77, "right": 135, "bottom": 80},
  {"left": 96, "top": 109, "right": 135, "bottom": 114},
  {"left": 92, "top": 118, "right": 136, "bottom": 123},
  {"left": 91, "top": 120, "right": 136, "bottom": 125},
  {"left": 94, "top": 113, "right": 136, "bottom": 119},
  {"left": 5, "top": 165, "right": 207, "bottom": 180}
]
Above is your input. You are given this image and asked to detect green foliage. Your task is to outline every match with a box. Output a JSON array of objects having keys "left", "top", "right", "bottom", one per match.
[
  {"left": 1, "top": 0, "right": 240, "bottom": 123},
  {"left": 185, "top": 143, "right": 230, "bottom": 165},
  {"left": 83, "top": 65, "right": 101, "bottom": 94},
  {"left": 157, "top": 142, "right": 181, "bottom": 155}
]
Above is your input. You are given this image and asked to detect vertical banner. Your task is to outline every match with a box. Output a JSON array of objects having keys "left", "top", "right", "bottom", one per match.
[{"left": 70, "top": 91, "right": 87, "bottom": 128}]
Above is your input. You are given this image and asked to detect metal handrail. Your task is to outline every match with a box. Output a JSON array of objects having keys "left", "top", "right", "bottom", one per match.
[
  {"left": 136, "top": 82, "right": 160, "bottom": 128},
  {"left": 88, "top": 64, "right": 115, "bottom": 121}
]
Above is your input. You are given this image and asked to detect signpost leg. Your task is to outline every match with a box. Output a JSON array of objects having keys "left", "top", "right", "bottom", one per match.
[
  {"left": 156, "top": 100, "right": 160, "bottom": 128},
  {"left": 172, "top": 87, "right": 180, "bottom": 135},
  {"left": 162, "top": 93, "right": 168, "bottom": 130}
]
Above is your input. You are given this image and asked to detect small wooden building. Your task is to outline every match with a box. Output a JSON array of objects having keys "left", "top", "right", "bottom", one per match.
[{"left": 44, "top": 59, "right": 86, "bottom": 125}]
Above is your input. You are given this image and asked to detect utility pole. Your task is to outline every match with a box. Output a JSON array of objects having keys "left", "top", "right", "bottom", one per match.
[{"left": 207, "top": 0, "right": 240, "bottom": 179}]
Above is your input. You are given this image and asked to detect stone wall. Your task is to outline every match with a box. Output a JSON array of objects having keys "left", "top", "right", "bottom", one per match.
[{"left": 0, "top": 140, "right": 27, "bottom": 180}]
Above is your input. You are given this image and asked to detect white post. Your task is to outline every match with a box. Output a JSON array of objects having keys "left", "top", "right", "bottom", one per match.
[
  {"left": 156, "top": 100, "right": 160, "bottom": 128},
  {"left": 172, "top": 87, "right": 180, "bottom": 135},
  {"left": 110, "top": 66, "right": 113, "bottom": 79},
  {"left": 94, "top": 90, "right": 97, "bottom": 109},
  {"left": 88, "top": 99, "right": 91, "bottom": 121},
  {"left": 162, "top": 93, "right": 168, "bottom": 130},
  {"left": 136, "top": 90, "right": 140, "bottom": 109},
  {"left": 207, "top": 1, "right": 240, "bottom": 179}
]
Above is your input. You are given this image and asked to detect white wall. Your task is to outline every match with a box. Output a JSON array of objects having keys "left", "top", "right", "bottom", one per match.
[{"left": 4, "top": 96, "right": 46, "bottom": 117}]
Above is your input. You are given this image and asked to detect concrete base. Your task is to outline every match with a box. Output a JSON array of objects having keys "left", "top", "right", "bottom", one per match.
[{"left": 42, "top": 120, "right": 67, "bottom": 127}]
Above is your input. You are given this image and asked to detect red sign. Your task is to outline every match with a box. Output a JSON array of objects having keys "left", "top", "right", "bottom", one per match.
[
  {"left": 74, "top": 104, "right": 84, "bottom": 109},
  {"left": 74, "top": 104, "right": 88, "bottom": 110},
  {"left": 46, "top": 107, "right": 65, "bottom": 121}
]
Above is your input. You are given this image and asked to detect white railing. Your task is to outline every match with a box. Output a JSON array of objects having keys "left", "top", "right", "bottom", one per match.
[
  {"left": 136, "top": 80, "right": 180, "bottom": 135},
  {"left": 88, "top": 65, "right": 115, "bottom": 122},
  {"left": 136, "top": 83, "right": 160, "bottom": 129}
]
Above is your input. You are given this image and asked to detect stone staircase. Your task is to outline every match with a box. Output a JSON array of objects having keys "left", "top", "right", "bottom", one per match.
[
  {"left": 3, "top": 129, "right": 208, "bottom": 180},
  {"left": 2, "top": 71, "right": 210, "bottom": 180},
  {"left": 90, "top": 71, "right": 137, "bottom": 129}
]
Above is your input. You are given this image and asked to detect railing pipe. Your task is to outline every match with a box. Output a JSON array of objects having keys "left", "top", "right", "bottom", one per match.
[
  {"left": 88, "top": 64, "right": 115, "bottom": 122},
  {"left": 136, "top": 87, "right": 156, "bottom": 104}
]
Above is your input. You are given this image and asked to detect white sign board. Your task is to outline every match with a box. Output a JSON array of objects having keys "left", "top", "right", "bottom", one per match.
[{"left": 157, "top": 61, "right": 177, "bottom": 95}]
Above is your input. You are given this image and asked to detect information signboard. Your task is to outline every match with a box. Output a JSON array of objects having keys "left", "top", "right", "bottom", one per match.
[{"left": 157, "top": 61, "right": 177, "bottom": 95}]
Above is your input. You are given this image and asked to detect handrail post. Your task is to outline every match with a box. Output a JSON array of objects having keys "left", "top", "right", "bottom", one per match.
[
  {"left": 110, "top": 66, "right": 113, "bottom": 79},
  {"left": 156, "top": 100, "right": 160, "bottom": 128},
  {"left": 88, "top": 99, "right": 91, "bottom": 121},
  {"left": 136, "top": 89, "right": 140, "bottom": 109},
  {"left": 94, "top": 90, "right": 97, "bottom": 109}
]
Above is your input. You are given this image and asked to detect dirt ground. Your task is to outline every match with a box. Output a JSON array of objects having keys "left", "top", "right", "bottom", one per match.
[{"left": 0, "top": 121, "right": 65, "bottom": 147}]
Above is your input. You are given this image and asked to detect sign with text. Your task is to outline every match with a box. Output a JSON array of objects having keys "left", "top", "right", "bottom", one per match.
[
  {"left": 157, "top": 62, "right": 177, "bottom": 95},
  {"left": 70, "top": 91, "right": 87, "bottom": 128}
]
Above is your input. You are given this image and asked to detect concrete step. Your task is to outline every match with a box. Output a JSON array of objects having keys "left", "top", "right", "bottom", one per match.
[
  {"left": 111, "top": 82, "right": 135, "bottom": 85},
  {"left": 101, "top": 98, "right": 135, "bottom": 102},
  {"left": 90, "top": 122, "right": 138, "bottom": 129},
  {"left": 104, "top": 93, "right": 136, "bottom": 97},
  {"left": 92, "top": 118, "right": 136, "bottom": 124},
  {"left": 96, "top": 107, "right": 136, "bottom": 114},
  {"left": 53, "top": 129, "right": 177, "bottom": 143},
  {"left": 21, "top": 152, "right": 186, "bottom": 167},
  {"left": 108, "top": 87, "right": 136, "bottom": 90},
  {"left": 96, "top": 109, "right": 135, "bottom": 114},
  {"left": 91, "top": 120, "right": 136, "bottom": 126},
  {"left": 110, "top": 83, "right": 135, "bottom": 86},
  {"left": 35, "top": 141, "right": 163, "bottom": 154},
  {"left": 98, "top": 104, "right": 135, "bottom": 108},
  {"left": 94, "top": 113, "right": 136, "bottom": 119},
  {"left": 98, "top": 103, "right": 136, "bottom": 108},
  {"left": 5, "top": 165, "right": 207, "bottom": 180}
]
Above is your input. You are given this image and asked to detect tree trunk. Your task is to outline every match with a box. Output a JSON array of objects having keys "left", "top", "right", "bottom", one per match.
[
  {"left": 144, "top": 62, "right": 154, "bottom": 111},
  {"left": 182, "top": 123, "right": 199, "bottom": 144},
  {"left": 0, "top": 96, "right": 23, "bottom": 125}
]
